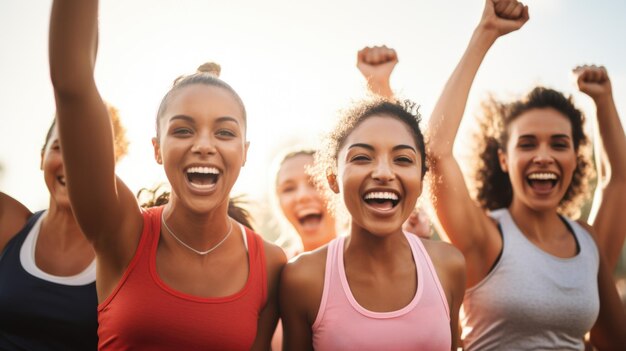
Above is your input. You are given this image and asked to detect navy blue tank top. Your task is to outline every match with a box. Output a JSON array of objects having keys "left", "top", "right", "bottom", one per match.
[{"left": 0, "top": 211, "right": 98, "bottom": 350}]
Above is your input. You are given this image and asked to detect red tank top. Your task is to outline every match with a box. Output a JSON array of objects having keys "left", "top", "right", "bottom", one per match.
[{"left": 97, "top": 206, "right": 267, "bottom": 350}]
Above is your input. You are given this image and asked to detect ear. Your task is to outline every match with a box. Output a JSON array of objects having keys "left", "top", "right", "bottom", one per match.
[
  {"left": 152, "top": 137, "right": 162, "bottom": 164},
  {"left": 326, "top": 168, "right": 339, "bottom": 194},
  {"left": 497, "top": 148, "right": 508, "bottom": 173},
  {"left": 242, "top": 141, "right": 250, "bottom": 167}
]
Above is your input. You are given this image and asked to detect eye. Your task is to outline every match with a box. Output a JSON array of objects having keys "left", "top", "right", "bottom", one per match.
[
  {"left": 172, "top": 128, "right": 193, "bottom": 136},
  {"left": 518, "top": 142, "right": 535, "bottom": 149},
  {"left": 216, "top": 129, "right": 236, "bottom": 138},
  {"left": 395, "top": 156, "right": 413, "bottom": 164},
  {"left": 350, "top": 154, "right": 371, "bottom": 162},
  {"left": 278, "top": 185, "right": 296, "bottom": 194},
  {"left": 552, "top": 141, "right": 570, "bottom": 149}
]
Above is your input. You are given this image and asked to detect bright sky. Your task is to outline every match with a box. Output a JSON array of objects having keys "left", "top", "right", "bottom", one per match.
[{"left": 1, "top": 0, "right": 625, "bottom": 213}]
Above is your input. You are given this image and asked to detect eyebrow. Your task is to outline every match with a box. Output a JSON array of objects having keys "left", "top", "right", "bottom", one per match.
[
  {"left": 169, "top": 115, "right": 240, "bottom": 125},
  {"left": 347, "top": 143, "right": 417, "bottom": 152},
  {"left": 518, "top": 134, "right": 571, "bottom": 139}
]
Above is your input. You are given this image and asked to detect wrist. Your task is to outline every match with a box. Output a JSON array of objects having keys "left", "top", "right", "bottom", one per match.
[
  {"left": 593, "top": 93, "right": 614, "bottom": 108},
  {"left": 471, "top": 26, "right": 499, "bottom": 51}
]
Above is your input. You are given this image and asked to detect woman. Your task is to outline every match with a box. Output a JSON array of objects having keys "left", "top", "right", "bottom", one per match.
[
  {"left": 280, "top": 98, "right": 466, "bottom": 350},
  {"left": 49, "top": 0, "right": 285, "bottom": 349},
  {"left": 0, "top": 105, "right": 127, "bottom": 350},
  {"left": 427, "top": 0, "right": 626, "bottom": 349}
]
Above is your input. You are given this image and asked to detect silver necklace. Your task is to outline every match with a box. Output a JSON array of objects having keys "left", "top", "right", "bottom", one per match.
[{"left": 161, "top": 212, "right": 233, "bottom": 256}]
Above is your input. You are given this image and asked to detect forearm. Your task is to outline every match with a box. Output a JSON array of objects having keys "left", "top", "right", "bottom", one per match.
[
  {"left": 427, "top": 27, "right": 497, "bottom": 158},
  {"left": 594, "top": 94, "right": 626, "bottom": 185},
  {"left": 367, "top": 78, "right": 394, "bottom": 100},
  {"left": 49, "top": 0, "right": 98, "bottom": 96}
]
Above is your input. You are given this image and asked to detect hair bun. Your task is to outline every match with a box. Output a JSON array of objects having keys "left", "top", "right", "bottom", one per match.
[{"left": 197, "top": 62, "right": 221, "bottom": 77}]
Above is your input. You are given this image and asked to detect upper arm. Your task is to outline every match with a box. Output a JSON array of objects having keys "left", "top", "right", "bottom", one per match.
[
  {"left": 428, "top": 156, "right": 502, "bottom": 286},
  {"left": 279, "top": 252, "right": 326, "bottom": 351},
  {"left": 588, "top": 182, "right": 626, "bottom": 271},
  {"left": 251, "top": 242, "right": 287, "bottom": 351},
  {"left": 0, "top": 192, "right": 32, "bottom": 252},
  {"left": 589, "top": 255, "right": 626, "bottom": 350},
  {"left": 423, "top": 240, "right": 466, "bottom": 350}
]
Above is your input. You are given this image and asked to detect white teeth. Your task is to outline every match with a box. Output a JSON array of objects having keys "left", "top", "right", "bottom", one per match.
[
  {"left": 528, "top": 172, "right": 558, "bottom": 180},
  {"left": 298, "top": 209, "right": 322, "bottom": 217},
  {"left": 186, "top": 166, "right": 219, "bottom": 175},
  {"left": 364, "top": 191, "right": 399, "bottom": 201}
]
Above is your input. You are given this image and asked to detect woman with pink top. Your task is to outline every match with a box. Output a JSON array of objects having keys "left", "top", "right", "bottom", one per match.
[{"left": 280, "top": 98, "right": 466, "bottom": 350}]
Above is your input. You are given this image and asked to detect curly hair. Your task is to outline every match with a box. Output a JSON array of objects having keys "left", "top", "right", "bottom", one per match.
[
  {"left": 313, "top": 97, "right": 427, "bottom": 214},
  {"left": 43, "top": 102, "right": 129, "bottom": 163},
  {"left": 155, "top": 62, "right": 246, "bottom": 141},
  {"left": 472, "top": 87, "right": 593, "bottom": 218}
]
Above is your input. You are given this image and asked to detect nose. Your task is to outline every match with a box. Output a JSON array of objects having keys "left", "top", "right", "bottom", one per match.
[
  {"left": 372, "top": 158, "right": 395, "bottom": 182},
  {"left": 295, "top": 183, "right": 317, "bottom": 204},
  {"left": 191, "top": 133, "right": 216, "bottom": 155},
  {"left": 532, "top": 145, "right": 554, "bottom": 165}
]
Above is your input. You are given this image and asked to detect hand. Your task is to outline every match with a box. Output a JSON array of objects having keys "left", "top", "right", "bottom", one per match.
[
  {"left": 403, "top": 207, "right": 432, "bottom": 239},
  {"left": 357, "top": 46, "right": 398, "bottom": 95},
  {"left": 479, "top": 0, "right": 529, "bottom": 38},
  {"left": 574, "top": 65, "right": 613, "bottom": 101},
  {"left": 493, "top": 0, "right": 524, "bottom": 19}
]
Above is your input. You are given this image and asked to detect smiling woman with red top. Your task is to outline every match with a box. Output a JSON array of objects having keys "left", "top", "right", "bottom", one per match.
[
  {"left": 48, "top": 0, "right": 285, "bottom": 349},
  {"left": 427, "top": 0, "right": 626, "bottom": 349},
  {"left": 280, "top": 99, "right": 466, "bottom": 350}
]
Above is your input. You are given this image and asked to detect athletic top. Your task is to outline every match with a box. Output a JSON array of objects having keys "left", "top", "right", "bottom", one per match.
[
  {"left": 312, "top": 232, "right": 451, "bottom": 351},
  {"left": 0, "top": 210, "right": 98, "bottom": 350},
  {"left": 462, "top": 208, "right": 600, "bottom": 351},
  {"left": 97, "top": 206, "right": 267, "bottom": 350}
]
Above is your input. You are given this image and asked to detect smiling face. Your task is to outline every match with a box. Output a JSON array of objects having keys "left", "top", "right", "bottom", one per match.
[
  {"left": 276, "top": 153, "right": 336, "bottom": 250},
  {"left": 153, "top": 84, "right": 249, "bottom": 214},
  {"left": 330, "top": 115, "right": 423, "bottom": 237},
  {"left": 499, "top": 107, "right": 577, "bottom": 213},
  {"left": 41, "top": 126, "right": 70, "bottom": 209}
]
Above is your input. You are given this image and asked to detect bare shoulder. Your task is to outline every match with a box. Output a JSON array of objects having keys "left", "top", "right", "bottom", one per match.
[
  {"left": 280, "top": 246, "right": 329, "bottom": 320},
  {"left": 262, "top": 239, "right": 288, "bottom": 274},
  {"left": 421, "top": 238, "right": 465, "bottom": 273},
  {"left": 0, "top": 192, "right": 33, "bottom": 250},
  {"left": 283, "top": 246, "right": 328, "bottom": 287}
]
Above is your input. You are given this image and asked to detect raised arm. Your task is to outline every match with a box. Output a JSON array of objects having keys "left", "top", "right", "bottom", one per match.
[
  {"left": 357, "top": 46, "right": 398, "bottom": 99},
  {"left": 575, "top": 65, "right": 626, "bottom": 271},
  {"left": 49, "top": 0, "right": 142, "bottom": 293},
  {"left": 426, "top": 0, "right": 528, "bottom": 286}
]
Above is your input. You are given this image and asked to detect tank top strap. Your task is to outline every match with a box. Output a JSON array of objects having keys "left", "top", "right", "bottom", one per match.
[
  {"left": 406, "top": 233, "right": 450, "bottom": 319},
  {"left": 312, "top": 237, "right": 341, "bottom": 329},
  {"left": 243, "top": 225, "right": 267, "bottom": 304},
  {"left": 97, "top": 206, "right": 156, "bottom": 311}
]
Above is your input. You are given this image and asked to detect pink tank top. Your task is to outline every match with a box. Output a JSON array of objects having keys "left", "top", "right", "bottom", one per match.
[
  {"left": 312, "top": 233, "right": 451, "bottom": 351},
  {"left": 97, "top": 206, "right": 267, "bottom": 350}
]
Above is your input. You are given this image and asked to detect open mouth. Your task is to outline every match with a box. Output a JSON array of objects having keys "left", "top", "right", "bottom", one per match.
[
  {"left": 363, "top": 191, "right": 400, "bottom": 211},
  {"left": 57, "top": 176, "right": 66, "bottom": 186},
  {"left": 297, "top": 211, "right": 324, "bottom": 231},
  {"left": 526, "top": 172, "right": 558, "bottom": 193},
  {"left": 186, "top": 166, "right": 219, "bottom": 188}
]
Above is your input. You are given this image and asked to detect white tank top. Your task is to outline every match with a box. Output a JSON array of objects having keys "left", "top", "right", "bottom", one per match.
[{"left": 462, "top": 208, "right": 599, "bottom": 350}]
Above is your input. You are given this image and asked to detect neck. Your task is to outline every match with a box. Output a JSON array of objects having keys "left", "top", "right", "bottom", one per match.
[
  {"left": 508, "top": 201, "right": 564, "bottom": 242},
  {"left": 40, "top": 202, "right": 86, "bottom": 249},
  {"left": 346, "top": 223, "right": 408, "bottom": 259},
  {"left": 163, "top": 196, "right": 232, "bottom": 250},
  {"left": 301, "top": 231, "right": 336, "bottom": 252}
]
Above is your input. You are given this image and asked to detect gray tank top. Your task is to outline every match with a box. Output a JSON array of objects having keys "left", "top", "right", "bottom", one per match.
[{"left": 462, "top": 208, "right": 599, "bottom": 351}]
